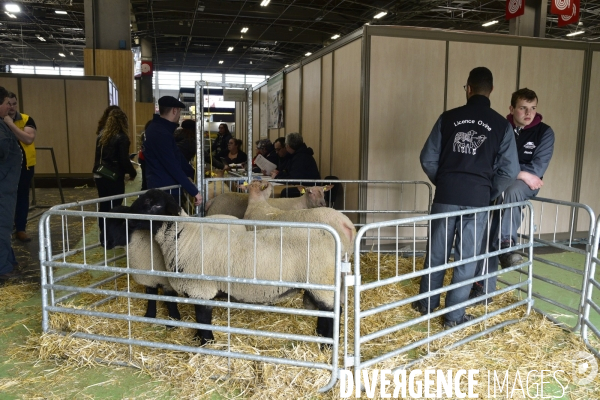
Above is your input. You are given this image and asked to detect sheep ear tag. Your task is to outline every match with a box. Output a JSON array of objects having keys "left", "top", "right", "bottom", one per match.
[{"left": 300, "top": 188, "right": 306, "bottom": 194}]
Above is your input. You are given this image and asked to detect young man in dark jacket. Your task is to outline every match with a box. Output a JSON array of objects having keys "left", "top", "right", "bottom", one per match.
[
  {"left": 414, "top": 67, "right": 520, "bottom": 327},
  {"left": 143, "top": 96, "right": 202, "bottom": 206},
  {"left": 470, "top": 88, "right": 554, "bottom": 300}
]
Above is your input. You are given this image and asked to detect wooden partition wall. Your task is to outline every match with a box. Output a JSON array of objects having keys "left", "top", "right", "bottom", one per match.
[
  {"left": 252, "top": 27, "right": 599, "bottom": 233},
  {"left": 0, "top": 73, "right": 113, "bottom": 176}
]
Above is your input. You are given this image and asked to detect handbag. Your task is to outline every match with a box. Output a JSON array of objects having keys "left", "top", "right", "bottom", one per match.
[{"left": 94, "top": 145, "right": 118, "bottom": 181}]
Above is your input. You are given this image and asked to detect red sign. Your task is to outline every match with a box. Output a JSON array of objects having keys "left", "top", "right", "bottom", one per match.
[
  {"left": 141, "top": 60, "right": 153, "bottom": 76},
  {"left": 506, "top": 0, "right": 526, "bottom": 20},
  {"left": 551, "top": 0, "right": 572, "bottom": 15},
  {"left": 558, "top": 0, "right": 580, "bottom": 26}
]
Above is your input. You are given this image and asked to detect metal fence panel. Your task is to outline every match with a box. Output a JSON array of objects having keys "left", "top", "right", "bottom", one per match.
[{"left": 582, "top": 217, "right": 600, "bottom": 358}]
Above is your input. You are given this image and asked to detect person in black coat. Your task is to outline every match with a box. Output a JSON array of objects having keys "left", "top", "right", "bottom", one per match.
[
  {"left": 92, "top": 107, "right": 137, "bottom": 240},
  {"left": 252, "top": 138, "right": 279, "bottom": 174},
  {"left": 271, "top": 132, "right": 320, "bottom": 197}
]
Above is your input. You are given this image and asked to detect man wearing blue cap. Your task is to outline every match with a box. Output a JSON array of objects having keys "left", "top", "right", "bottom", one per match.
[{"left": 143, "top": 96, "right": 202, "bottom": 205}]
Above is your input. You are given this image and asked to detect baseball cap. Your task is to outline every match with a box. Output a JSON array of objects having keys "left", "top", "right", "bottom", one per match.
[{"left": 158, "top": 96, "right": 185, "bottom": 109}]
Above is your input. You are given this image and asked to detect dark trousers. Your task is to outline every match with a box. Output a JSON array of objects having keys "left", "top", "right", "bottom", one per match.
[
  {"left": 500, "top": 180, "right": 538, "bottom": 245},
  {"left": 14, "top": 166, "right": 34, "bottom": 232},
  {"left": 139, "top": 158, "right": 147, "bottom": 191},
  {"left": 95, "top": 177, "right": 125, "bottom": 241},
  {"left": 417, "top": 203, "right": 488, "bottom": 322},
  {"left": 473, "top": 209, "right": 501, "bottom": 293},
  {"left": 1, "top": 171, "right": 20, "bottom": 275}
]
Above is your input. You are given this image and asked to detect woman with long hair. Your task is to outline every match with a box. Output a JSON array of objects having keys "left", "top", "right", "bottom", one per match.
[
  {"left": 92, "top": 108, "right": 137, "bottom": 242},
  {"left": 95, "top": 105, "right": 121, "bottom": 136},
  {"left": 222, "top": 138, "right": 247, "bottom": 170}
]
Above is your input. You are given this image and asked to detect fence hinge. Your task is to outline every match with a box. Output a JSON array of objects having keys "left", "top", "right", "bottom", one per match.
[
  {"left": 344, "top": 354, "right": 355, "bottom": 368},
  {"left": 344, "top": 274, "right": 357, "bottom": 287},
  {"left": 341, "top": 261, "right": 351, "bottom": 273}
]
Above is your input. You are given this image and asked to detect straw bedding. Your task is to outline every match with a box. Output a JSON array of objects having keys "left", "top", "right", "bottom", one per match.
[{"left": 2, "top": 253, "right": 599, "bottom": 399}]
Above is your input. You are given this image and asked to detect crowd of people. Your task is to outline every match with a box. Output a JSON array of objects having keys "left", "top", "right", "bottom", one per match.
[{"left": 1, "top": 73, "right": 554, "bottom": 326}]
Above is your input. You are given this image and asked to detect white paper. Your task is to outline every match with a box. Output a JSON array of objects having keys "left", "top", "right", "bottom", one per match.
[{"left": 254, "top": 154, "right": 277, "bottom": 174}]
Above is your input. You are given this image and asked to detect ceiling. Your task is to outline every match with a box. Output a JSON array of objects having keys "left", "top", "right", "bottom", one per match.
[{"left": 1, "top": 0, "right": 600, "bottom": 76}]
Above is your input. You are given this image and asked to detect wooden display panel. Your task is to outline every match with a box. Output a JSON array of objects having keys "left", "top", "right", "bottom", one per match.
[
  {"left": 0, "top": 77, "right": 19, "bottom": 96},
  {"left": 320, "top": 54, "right": 333, "bottom": 177},
  {"left": 66, "top": 80, "right": 110, "bottom": 174},
  {"left": 578, "top": 51, "right": 600, "bottom": 230},
  {"left": 447, "top": 42, "right": 519, "bottom": 115},
  {"left": 332, "top": 40, "right": 361, "bottom": 217},
  {"left": 301, "top": 59, "right": 322, "bottom": 172},
  {"left": 284, "top": 69, "right": 300, "bottom": 133},
  {"left": 519, "top": 46, "right": 584, "bottom": 233},
  {"left": 367, "top": 36, "right": 446, "bottom": 230},
  {"left": 135, "top": 102, "right": 155, "bottom": 148},
  {"left": 20, "top": 78, "right": 70, "bottom": 174}
]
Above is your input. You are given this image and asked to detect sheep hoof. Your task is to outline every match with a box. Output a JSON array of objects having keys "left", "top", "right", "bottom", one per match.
[{"left": 193, "top": 331, "right": 215, "bottom": 346}]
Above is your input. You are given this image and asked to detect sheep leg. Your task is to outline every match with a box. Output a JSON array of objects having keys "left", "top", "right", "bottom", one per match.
[
  {"left": 163, "top": 290, "right": 181, "bottom": 321},
  {"left": 144, "top": 287, "right": 159, "bottom": 319},
  {"left": 193, "top": 304, "right": 215, "bottom": 345},
  {"left": 315, "top": 306, "right": 342, "bottom": 351}
]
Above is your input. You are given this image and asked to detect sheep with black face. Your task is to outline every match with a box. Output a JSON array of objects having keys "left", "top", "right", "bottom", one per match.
[{"left": 126, "top": 189, "right": 347, "bottom": 347}]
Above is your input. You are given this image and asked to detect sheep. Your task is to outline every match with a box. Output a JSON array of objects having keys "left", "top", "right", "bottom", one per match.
[
  {"left": 205, "top": 183, "right": 334, "bottom": 219},
  {"left": 243, "top": 181, "right": 356, "bottom": 255},
  {"left": 104, "top": 204, "right": 244, "bottom": 325},
  {"left": 126, "top": 189, "right": 349, "bottom": 347}
]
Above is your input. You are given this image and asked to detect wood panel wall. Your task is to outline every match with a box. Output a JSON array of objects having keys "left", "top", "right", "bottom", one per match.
[
  {"left": 84, "top": 48, "right": 135, "bottom": 148},
  {"left": 284, "top": 69, "right": 300, "bottom": 133},
  {"left": 20, "top": 78, "right": 70, "bottom": 174},
  {"left": 65, "top": 80, "right": 109, "bottom": 173},
  {"left": 301, "top": 59, "right": 322, "bottom": 168},
  {"left": 320, "top": 54, "right": 333, "bottom": 177},
  {"left": 0, "top": 77, "right": 18, "bottom": 95},
  {"left": 520, "top": 47, "right": 585, "bottom": 233},
  {"left": 578, "top": 51, "right": 600, "bottom": 229}
]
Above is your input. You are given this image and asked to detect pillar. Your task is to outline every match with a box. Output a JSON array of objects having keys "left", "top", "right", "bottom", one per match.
[{"left": 509, "top": 0, "right": 548, "bottom": 37}]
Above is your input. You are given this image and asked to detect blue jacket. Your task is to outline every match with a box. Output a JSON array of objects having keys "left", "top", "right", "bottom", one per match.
[{"left": 143, "top": 114, "right": 198, "bottom": 197}]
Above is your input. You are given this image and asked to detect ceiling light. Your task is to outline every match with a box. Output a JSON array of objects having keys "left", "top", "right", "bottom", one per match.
[
  {"left": 566, "top": 31, "right": 585, "bottom": 37},
  {"left": 331, "top": 34, "right": 340, "bottom": 40},
  {"left": 260, "top": 0, "right": 270, "bottom": 6},
  {"left": 5, "top": 11, "right": 17, "bottom": 18},
  {"left": 284, "top": 64, "right": 289, "bottom": 68},
  {"left": 374, "top": 11, "right": 387, "bottom": 19},
  {"left": 58, "top": 53, "right": 66, "bottom": 57},
  {"left": 198, "top": 5, "right": 205, "bottom": 11},
  {"left": 5, "top": 4, "right": 20, "bottom": 13},
  {"left": 69, "top": 52, "right": 73, "bottom": 55},
  {"left": 219, "top": 60, "right": 224, "bottom": 64},
  {"left": 241, "top": 27, "right": 248, "bottom": 33},
  {"left": 37, "top": 36, "right": 46, "bottom": 41},
  {"left": 305, "top": 52, "right": 312, "bottom": 57},
  {"left": 179, "top": 21, "right": 183, "bottom": 25},
  {"left": 249, "top": 61, "right": 253, "bottom": 64},
  {"left": 228, "top": 47, "right": 234, "bottom": 51},
  {"left": 55, "top": 10, "right": 68, "bottom": 14},
  {"left": 482, "top": 20, "right": 498, "bottom": 27}
]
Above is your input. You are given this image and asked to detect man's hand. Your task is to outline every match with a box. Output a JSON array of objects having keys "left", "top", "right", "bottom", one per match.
[
  {"left": 517, "top": 171, "right": 543, "bottom": 190},
  {"left": 270, "top": 169, "right": 279, "bottom": 178},
  {"left": 3, "top": 115, "right": 14, "bottom": 125},
  {"left": 194, "top": 193, "right": 203, "bottom": 206}
]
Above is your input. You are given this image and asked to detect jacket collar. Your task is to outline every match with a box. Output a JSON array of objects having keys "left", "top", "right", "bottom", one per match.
[
  {"left": 506, "top": 113, "right": 543, "bottom": 130},
  {"left": 466, "top": 94, "right": 491, "bottom": 107},
  {"left": 152, "top": 113, "right": 179, "bottom": 131},
  {"left": 13, "top": 111, "right": 23, "bottom": 122}
]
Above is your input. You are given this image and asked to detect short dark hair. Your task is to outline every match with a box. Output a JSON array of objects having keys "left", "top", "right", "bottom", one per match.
[
  {"left": 7, "top": 92, "right": 17, "bottom": 100},
  {"left": 274, "top": 137, "right": 285, "bottom": 148},
  {"left": 511, "top": 88, "right": 538, "bottom": 108},
  {"left": 285, "top": 132, "right": 303, "bottom": 151},
  {"left": 0, "top": 86, "right": 8, "bottom": 104},
  {"left": 467, "top": 67, "right": 493, "bottom": 95}
]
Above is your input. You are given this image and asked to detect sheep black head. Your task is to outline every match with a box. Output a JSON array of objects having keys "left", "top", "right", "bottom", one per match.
[
  {"left": 129, "top": 189, "right": 182, "bottom": 234},
  {"left": 103, "top": 205, "right": 134, "bottom": 250}
]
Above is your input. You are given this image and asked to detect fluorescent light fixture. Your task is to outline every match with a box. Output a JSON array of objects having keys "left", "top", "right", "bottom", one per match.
[
  {"left": 374, "top": 11, "right": 387, "bottom": 19},
  {"left": 37, "top": 36, "right": 46, "bottom": 41},
  {"left": 566, "top": 30, "right": 584, "bottom": 37},
  {"left": 5, "top": 4, "right": 20, "bottom": 13},
  {"left": 5, "top": 11, "right": 17, "bottom": 18},
  {"left": 55, "top": 10, "right": 68, "bottom": 14},
  {"left": 241, "top": 27, "right": 248, "bottom": 33},
  {"left": 58, "top": 52, "right": 66, "bottom": 57},
  {"left": 218, "top": 60, "right": 224, "bottom": 64},
  {"left": 305, "top": 52, "right": 312, "bottom": 57},
  {"left": 228, "top": 47, "right": 234, "bottom": 51},
  {"left": 260, "top": 0, "right": 270, "bottom": 6},
  {"left": 331, "top": 34, "right": 340, "bottom": 40},
  {"left": 285, "top": 64, "right": 289, "bottom": 68},
  {"left": 482, "top": 20, "right": 498, "bottom": 27}
]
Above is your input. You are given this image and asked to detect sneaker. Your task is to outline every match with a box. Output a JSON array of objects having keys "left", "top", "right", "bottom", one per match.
[
  {"left": 411, "top": 301, "right": 435, "bottom": 315},
  {"left": 499, "top": 252, "right": 523, "bottom": 269},
  {"left": 15, "top": 231, "right": 31, "bottom": 243},
  {"left": 443, "top": 314, "right": 476, "bottom": 328}
]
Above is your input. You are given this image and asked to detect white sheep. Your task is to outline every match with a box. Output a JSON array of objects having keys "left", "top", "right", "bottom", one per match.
[
  {"left": 104, "top": 204, "right": 243, "bottom": 324},
  {"left": 243, "top": 181, "right": 356, "bottom": 254},
  {"left": 127, "top": 189, "right": 352, "bottom": 346},
  {"left": 205, "top": 183, "right": 333, "bottom": 218}
]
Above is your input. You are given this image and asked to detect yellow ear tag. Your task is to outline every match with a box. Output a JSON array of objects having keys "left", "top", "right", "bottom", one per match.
[
  {"left": 300, "top": 188, "right": 306, "bottom": 194},
  {"left": 243, "top": 181, "right": 249, "bottom": 186}
]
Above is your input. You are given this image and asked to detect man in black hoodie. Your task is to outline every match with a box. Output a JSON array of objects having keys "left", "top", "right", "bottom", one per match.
[
  {"left": 271, "top": 132, "right": 320, "bottom": 197},
  {"left": 470, "top": 88, "right": 555, "bottom": 301}
]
